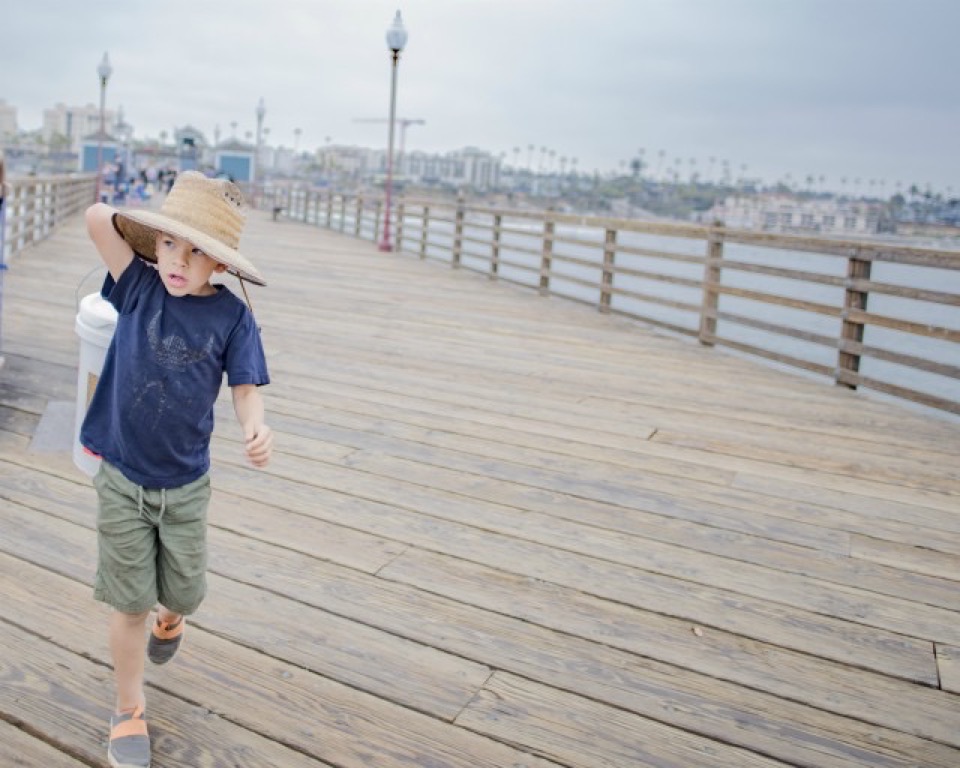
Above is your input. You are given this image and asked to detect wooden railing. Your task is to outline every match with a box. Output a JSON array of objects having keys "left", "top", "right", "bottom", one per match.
[
  {"left": 1, "top": 174, "right": 95, "bottom": 263},
  {"left": 0, "top": 174, "right": 96, "bottom": 357},
  {"left": 261, "top": 185, "right": 960, "bottom": 415}
]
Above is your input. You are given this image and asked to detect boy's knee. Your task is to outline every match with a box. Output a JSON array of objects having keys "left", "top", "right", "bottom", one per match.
[{"left": 115, "top": 609, "right": 151, "bottom": 626}]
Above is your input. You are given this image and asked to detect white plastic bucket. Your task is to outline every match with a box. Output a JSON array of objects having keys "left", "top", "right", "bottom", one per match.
[{"left": 74, "top": 292, "right": 118, "bottom": 476}]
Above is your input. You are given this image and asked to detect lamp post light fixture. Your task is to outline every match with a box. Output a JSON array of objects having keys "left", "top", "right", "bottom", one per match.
[
  {"left": 95, "top": 52, "right": 113, "bottom": 203},
  {"left": 378, "top": 10, "right": 408, "bottom": 252}
]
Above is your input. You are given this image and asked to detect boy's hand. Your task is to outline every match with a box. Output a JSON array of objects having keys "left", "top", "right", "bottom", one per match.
[{"left": 244, "top": 424, "right": 273, "bottom": 467}]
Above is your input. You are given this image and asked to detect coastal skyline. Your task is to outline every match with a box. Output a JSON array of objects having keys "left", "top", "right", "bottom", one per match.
[{"left": 2, "top": 0, "right": 958, "bottom": 194}]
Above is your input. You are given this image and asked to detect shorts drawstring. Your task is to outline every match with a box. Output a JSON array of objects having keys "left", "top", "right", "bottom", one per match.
[{"left": 137, "top": 485, "right": 167, "bottom": 522}]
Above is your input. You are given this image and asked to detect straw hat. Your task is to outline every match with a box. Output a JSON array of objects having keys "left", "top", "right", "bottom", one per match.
[{"left": 114, "top": 171, "right": 265, "bottom": 286}]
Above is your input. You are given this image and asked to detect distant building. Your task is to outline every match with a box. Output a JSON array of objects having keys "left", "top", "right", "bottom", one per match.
[
  {"left": 214, "top": 139, "right": 255, "bottom": 182},
  {"left": 44, "top": 103, "right": 116, "bottom": 152},
  {"left": 706, "top": 194, "right": 883, "bottom": 235},
  {"left": 174, "top": 126, "right": 207, "bottom": 172},
  {"left": 0, "top": 99, "right": 17, "bottom": 143},
  {"left": 404, "top": 147, "right": 501, "bottom": 190},
  {"left": 316, "top": 144, "right": 378, "bottom": 179},
  {"left": 79, "top": 129, "right": 119, "bottom": 173}
]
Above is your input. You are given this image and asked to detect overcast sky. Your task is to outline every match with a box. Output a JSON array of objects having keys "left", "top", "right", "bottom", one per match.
[{"left": 3, "top": 0, "right": 958, "bottom": 194}]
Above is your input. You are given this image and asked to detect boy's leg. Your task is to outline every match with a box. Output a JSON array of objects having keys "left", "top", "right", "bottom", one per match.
[
  {"left": 149, "top": 473, "right": 211, "bottom": 665},
  {"left": 110, "top": 609, "right": 151, "bottom": 712},
  {"left": 157, "top": 606, "right": 182, "bottom": 625},
  {"left": 108, "top": 610, "right": 152, "bottom": 768}
]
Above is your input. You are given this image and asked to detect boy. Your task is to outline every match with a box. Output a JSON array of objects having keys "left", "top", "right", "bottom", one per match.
[{"left": 81, "top": 171, "right": 273, "bottom": 768}]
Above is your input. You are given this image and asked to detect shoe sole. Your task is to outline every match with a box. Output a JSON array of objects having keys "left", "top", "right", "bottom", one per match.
[{"left": 109, "top": 754, "right": 151, "bottom": 768}]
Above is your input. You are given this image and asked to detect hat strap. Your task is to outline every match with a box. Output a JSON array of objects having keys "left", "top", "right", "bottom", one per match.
[{"left": 238, "top": 275, "right": 255, "bottom": 317}]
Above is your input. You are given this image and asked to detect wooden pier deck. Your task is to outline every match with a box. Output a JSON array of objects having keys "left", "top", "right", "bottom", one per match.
[{"left": 1, "top": 210, "right": 958, "bottom": 767}]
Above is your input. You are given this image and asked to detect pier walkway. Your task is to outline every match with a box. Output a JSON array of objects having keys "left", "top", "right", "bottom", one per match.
[{"left": 1, "top": 210, "right": 958, "bottom": 767}]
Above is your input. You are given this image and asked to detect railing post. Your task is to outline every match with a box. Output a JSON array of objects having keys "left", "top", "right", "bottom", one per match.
[
  {"left": 354, "top": 195, "right": 363, "bottom": 237},
  {"left": 490, "top": 213, "right": 502, "bottom": 278},
  {"left": 339, "top": 195, "right": 347, "bottom": 232},
  {"left": 325, "top": 191, "right": 334, "bottom": 228},
  {"left": 599, "top": 227, "right": 616, "bottom": 312},
  {"left": 420, "top": 205, "right": 430, "bottom": 260},
  {"left": 452, "top": 193, "right": 465, "bottom": 268},
  {"left": 837, "top": 247, "right": 871, "bottom": 390},
  {"left": 698, "top": 221, "right": 724, "bottom": 345},
  {"left": 539, "top": 215, "right": 555, "bottom": 295},
  {"left": 25, "top": 181, "right": 37, "bottom": 247},
  {"left": 396, "top": 200, "right": 405, "bottom": 252},
  {"left": 373, "top": 199, "right": 382, "bottom": 243}
]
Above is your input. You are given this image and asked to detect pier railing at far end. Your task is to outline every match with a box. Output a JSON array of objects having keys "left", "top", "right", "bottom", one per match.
[
  {"left": 280, "top": 185, "right": 960, "bottom": 416},
  {"left": 1, "top": 174, "right": 95, "bottom": 263}
]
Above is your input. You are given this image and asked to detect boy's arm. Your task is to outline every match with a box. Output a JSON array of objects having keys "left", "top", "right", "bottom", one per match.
[
  {"left": 86, "top": 202, "right": 134, "bottom": 281},
  {"left": 232, "top": 384, "right": 273, "bottom": 467}
]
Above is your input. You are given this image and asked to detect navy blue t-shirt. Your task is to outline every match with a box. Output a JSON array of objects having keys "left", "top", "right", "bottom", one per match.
[{"left": 81, "top": 258, "right": 269, "bottom": 488}]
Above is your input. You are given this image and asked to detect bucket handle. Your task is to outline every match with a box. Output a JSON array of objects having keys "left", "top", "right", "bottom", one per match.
[{"left": 75, "top": 265, "right": 106, "bottom": 312}]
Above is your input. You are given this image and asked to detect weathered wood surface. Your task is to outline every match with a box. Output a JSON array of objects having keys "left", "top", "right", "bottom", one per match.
[{"left": 1, "top": 210, "right": 958, "bottom": 767}]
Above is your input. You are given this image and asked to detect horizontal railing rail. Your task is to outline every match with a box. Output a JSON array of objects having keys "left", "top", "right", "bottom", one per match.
[
  {"left": 1, "top": 174, "right": 95, "bottom": 263},
  {"left": 1, "top": 174, "right": 96, "bottom": 356},
  {"left": 259, "top": 184, "right": 960, "bottom": 416}
]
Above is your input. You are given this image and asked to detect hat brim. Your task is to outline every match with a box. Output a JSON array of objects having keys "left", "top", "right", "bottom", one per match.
[{"left": 114, "top": 209, "right": 266, "bottom": 286}]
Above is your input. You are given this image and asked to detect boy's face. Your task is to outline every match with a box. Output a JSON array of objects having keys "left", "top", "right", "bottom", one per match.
[{"left": 154, "top": 232, "right": 226, "bottom": 297}]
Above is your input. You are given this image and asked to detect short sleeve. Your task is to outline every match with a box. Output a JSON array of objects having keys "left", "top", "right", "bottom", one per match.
[
  {"left": 224, "top": 309, "right": 270, "bottom": 387},
  {"left": 101, "top": 258, "right": 154, "bottom": 315}
]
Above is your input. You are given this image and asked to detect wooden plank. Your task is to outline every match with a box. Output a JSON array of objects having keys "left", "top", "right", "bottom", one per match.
[
  {"left": 205, "top": 458, "right": 944, "bottom": 681},
  {"left": 0, "top": 500, "right": 493, "bottom": 722},
  {"left": 216, "top": 408, "right": 956, "bottom": 607},
  {"left": 938, "top": 644, "right": 960, "bottom": 695},
  {"left": 457, "top": 672, "right": 793, "bottom": 768},
  {"left": 378, "top": 547, "right": 960, "bottom": 763},
  {"left": 0, "top": 720, "right": 89, "bottom": 768},
  {"left": 0, "top": 621, "right": 330, "bottom": 768},
  {"left": 222, "top": 415, "right": 960, "bottom": 616},
  {"left": 148, "top": 531, "right": 960, "bottom": 758},
  {"left": 219, "top": 403, "right": 851, "bottom": 555},
  {"left": 4, "top": 498, "right": 958, "bottom": 763},
  {"left": 0, "top": 555, "right": 562, "bottom": 768},
  {"left": 733, "top": 471, "right": 960, "bottom": 527},
  {"left": 222, "top": 383, "right": 960, "bottom": 558},
  {"left": 651, "top": 426, "right": 960, "bottom": 495},
  {"left": 851, "top": 534, "right": 960, "bottom": 582},
  {"left": 0, "top": 470, "right": 936, "bottom": 690},
  {"left": 282, "top": 445, "right": 960, "bottom": 623}
]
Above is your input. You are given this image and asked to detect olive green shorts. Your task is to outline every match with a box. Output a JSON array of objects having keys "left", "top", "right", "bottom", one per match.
[{"left": 93, "top": 461, "right": 211, "bottom": 616}]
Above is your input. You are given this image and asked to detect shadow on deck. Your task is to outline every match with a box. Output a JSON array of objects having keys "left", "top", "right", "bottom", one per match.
[{"left": 1, "top": 210, "right": 959, "bottom": 767}]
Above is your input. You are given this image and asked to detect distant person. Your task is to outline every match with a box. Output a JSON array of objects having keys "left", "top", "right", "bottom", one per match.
[
  {"left": 0, "top": 149, "right": 6, "bottom": 205},
  {"left": 81, "top": 171, "right": 272, "bottom": 768},
  {"left": 0, "top": 150, "right": 6, "bottom": 257}
]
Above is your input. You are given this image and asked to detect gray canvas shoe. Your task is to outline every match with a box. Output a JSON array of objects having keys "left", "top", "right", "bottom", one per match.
[
  {"left": 147, "top": 615, "right": 185, "bottom": 665},
  {"left": 108, "top": 705, "right": 150, "bottom": 768}
]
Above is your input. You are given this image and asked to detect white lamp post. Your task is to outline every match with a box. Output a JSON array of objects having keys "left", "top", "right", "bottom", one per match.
[
  {"left": 378, "top": 10, "right": 408, "bottom": 252},
  {"left": 95, "top": 52, "right": 113, "bottom": 203},
  {"left": 255, "top": 97, "right": 266, "bottom": 186}
]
